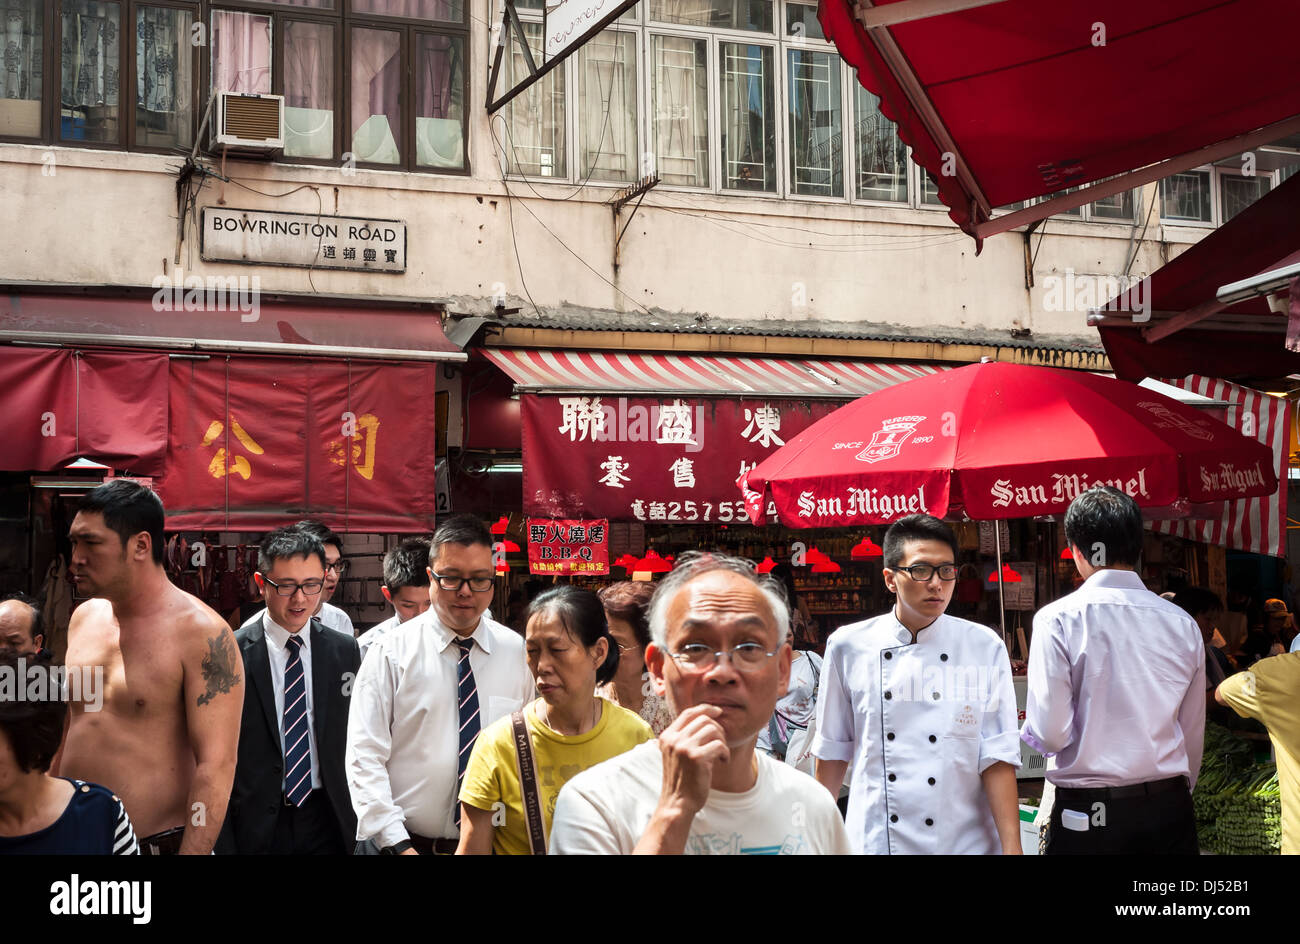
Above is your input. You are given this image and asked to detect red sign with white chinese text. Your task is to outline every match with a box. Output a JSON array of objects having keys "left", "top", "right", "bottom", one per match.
[
  {"left": 527, "top": 519, "right": 610, "bottom": 575},
  {"left": 522, "top": 395, "right": 840, "bottom": 522}
]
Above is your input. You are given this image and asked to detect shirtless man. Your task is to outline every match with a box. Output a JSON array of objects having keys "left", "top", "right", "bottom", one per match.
[{"left": 53, "top": 480, "right": 243, "bottom": 854}]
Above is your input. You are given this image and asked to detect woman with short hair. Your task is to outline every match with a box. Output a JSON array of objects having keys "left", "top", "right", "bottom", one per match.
[
  {"left": 457, "top": 586, "right": 653, "bottom": 854},
  {"left": 596, "top": 581, "right": 674, "bottom": 736}
]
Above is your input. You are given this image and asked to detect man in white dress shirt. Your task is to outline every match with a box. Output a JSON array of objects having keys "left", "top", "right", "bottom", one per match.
[
  {"left": 241, "top": 521, "right": 355, "bottom": 638},
  {"left": 812, "top": 514, "right": 1023, "bottom": 855},
  {"left": 1022, "top": 486, "right": 1204, "bottom": 854},
  {"left": 357, "top": 538, "right": 432, "bottom": 662},
  {"left": 346, "top": 515, "right": 533, "bottom": 855}
]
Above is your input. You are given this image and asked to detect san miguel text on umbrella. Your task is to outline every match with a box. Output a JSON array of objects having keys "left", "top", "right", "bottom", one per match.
[
  {"left": 1200, "top": 461, "right": 1268, "bottom": 494},
  {"left": 990, "top": 469, "right": 1150, "bottom": 509},
  {"left": 796, "top": 484, "right": 928, "bottom": 520}
]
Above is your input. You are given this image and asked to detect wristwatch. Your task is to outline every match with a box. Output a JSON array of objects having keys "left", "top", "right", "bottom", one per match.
[{"left": 379, "top": 839, "right": 414, "bottom": 855}]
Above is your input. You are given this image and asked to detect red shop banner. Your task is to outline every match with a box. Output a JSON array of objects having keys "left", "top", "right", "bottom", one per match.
[
  {"left": 522, "top": 395, "right": 841, "bottom": 522},
  {"left": 527, "top": 518, "right": 610, "bottom": 575}
]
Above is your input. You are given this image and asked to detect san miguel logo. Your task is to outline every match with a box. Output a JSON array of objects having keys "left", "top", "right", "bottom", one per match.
[
  {"left": 991, "top": 469, "right": 1151, "bottom": 509},
  {"left": 1135, "top": 401, "right": 1215, "bottom": 442},
  {"left": 855, "top": 415, "right": 926, "bottom": 464}
]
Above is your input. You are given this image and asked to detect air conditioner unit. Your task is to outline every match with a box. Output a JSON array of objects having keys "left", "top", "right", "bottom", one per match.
[{"left": 211, "top": 91, "right": 284, "bottom": 155}]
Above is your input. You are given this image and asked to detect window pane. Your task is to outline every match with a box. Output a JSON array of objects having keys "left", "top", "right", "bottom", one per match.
[
  {"left": 136, "top": 6, "right": 194, "bottom": 149},
  {"left": 787, "top": 49, "right": 840, "bottom": 197},
  {"left": 1220, "top": 173, "right": 1271, "bottom": 223},
  {"left": 351, "top": 27, "right": 401, "bottom": 164},
  {"left": 0, "top": 0, "right": 43, "bottom": 138},
  {"left": 1090, "top": 188, "right": 1134, "bottom": 221},
  {"left": 1160, "top": 171, "right": 1211, "bottom": 222},
  {"left": 212, "top": 10, "right": 271, "bottom": 94},
  {"left": 284, "top": 20, "right": 334, "bottom": 159},
  {"left": 416, "top": 32, "right": 465, "bottom": 169},
  {"left": 651, "top": 34, "right": 707, "bottom": 187},
  {"left": 61, "top": 0, "right": 120, "bottom": 144},
  {"left": 351, "top": 0, "right": 464, "bottom": 23},
  {"left": 504, "top": 22, "right": 564, "bottom": 176},
  {"left": 784, "top": 1, "right": 824, "bottom": 40},
  {"left": 854, "top": 85, "right": 906, "bottom": 202},
  {"left": 652, "top": 0, "right": 772, "bottom": 32},
  {"left": 578, "top": 29, "right": 637, "bottom": 183},
  {"left": 1047, "top": 186, "right": 1082, "bottom": 217},
  {"left": 269, "top": 0, "right": 334, "bottom": 7},
  {"left": 720, "top": 42, "right": 774, "bottom": 192},
  {"left": 921, "top": 172, "right": 943, "bottom": 205}
]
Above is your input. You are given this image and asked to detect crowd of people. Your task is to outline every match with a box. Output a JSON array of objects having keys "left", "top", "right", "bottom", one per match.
[{"left": 1, "top": 478, "right": 1298, "bottom": 855}]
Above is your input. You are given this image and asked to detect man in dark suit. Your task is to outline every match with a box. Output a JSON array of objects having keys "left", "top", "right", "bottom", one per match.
[{"left": 217, "top": 526, "right": 360, "bottom": 854}]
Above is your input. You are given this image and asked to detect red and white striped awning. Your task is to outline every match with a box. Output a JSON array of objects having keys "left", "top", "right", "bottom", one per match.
[{"left": 480, "top": 349, "right": 943, "bottom": 399}]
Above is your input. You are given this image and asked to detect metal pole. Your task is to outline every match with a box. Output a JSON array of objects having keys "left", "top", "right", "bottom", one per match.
[{"left": 994, "top": 522, "right": 1007, "bottom": 649}]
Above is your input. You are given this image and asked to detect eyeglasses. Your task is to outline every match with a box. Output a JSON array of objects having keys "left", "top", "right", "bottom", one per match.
[
  {"left": 325, "top": 559, "right": 350, "bottom": 576},
  {"left": 431, "top": 572, "right": 495, "bottom": 593},
  {"left": 668, "top": 643, "right": 778, "bottom": 673},
  {"left": 890, "top": 563, "right": 958, "bottom": 582},
  {"left": 615, "top": 643, "right": 639, "bottom": 654},
  {"left": 263, "top": 577, "right": 325, "bottom": 597}
]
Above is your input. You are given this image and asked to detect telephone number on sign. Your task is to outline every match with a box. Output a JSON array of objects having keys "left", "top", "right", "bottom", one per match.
[{"left": 629, "top": 499, "right": 777, "bottom": 522}]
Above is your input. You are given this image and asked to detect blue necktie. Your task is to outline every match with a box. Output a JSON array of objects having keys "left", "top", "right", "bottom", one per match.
[
  {"left": 455, "top": 637, "right": 480, "bottom": 827},
  {"left": 283, "top": 635, "right": 312, "bottom": 807}
]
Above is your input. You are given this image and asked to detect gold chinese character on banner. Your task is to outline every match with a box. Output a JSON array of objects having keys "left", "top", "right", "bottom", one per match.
[
  {"left": 201, "top": 416, "right": 265, "bottom": 480},
  {"left": 326, "top": 413, "right": 381, "bottom": 480}
]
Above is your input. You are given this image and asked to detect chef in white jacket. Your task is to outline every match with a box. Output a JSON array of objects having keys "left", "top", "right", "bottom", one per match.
[{"left": 812, "top": 514, "right": 1022, "bottom": 855}]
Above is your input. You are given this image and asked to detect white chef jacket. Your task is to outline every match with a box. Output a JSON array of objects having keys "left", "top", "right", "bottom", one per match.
[{"left": 813, "top": 611, "right": 1021, "bottom": 855}]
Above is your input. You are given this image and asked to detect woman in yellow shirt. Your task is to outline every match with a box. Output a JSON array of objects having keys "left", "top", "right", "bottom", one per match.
[{"left": 457, "top": 586, "right": 653, "bottom": 854}]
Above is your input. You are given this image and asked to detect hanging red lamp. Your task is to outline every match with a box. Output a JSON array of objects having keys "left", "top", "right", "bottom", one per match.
[
  {"left": 989, "top": 564, "right": 1023, "bottom": 583},
  {"left": 804, "top": 546, "right": 831, "bottom": 565},
  {"left": 755, "top": 556, "right": 776, "bottom": 573},
  {"left": 811, "top": 558, "right": 842, "bottom": 573},
  {"left": 1060, "top": 546, "right": 1073, "bottom": 560},
  {"left": 634, "top": 549, "right": 672, "bottom": 574},
  {"left": 851, "top": 537, "right": 884, "bottom": 559},
  {"left": 490, "top": 515, "right": 510, "bottom": 535}
]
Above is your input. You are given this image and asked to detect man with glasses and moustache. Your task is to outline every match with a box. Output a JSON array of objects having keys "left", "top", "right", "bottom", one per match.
[
  {"left": 549, "top": 552, "right": 849, "bottom": 855},
  {"left": 347, "top": 515, "right": 533, "bottom": 854},
  {"left": 217, "top": 527, "right": 360, "bottom": 854},
  {"left": 812, "top": 514, "right": 1022, "bottom": 855}
]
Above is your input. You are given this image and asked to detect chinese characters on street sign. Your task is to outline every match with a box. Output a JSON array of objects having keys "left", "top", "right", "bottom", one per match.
[{"left": 528, "top": 518, "right": 610, "bottom": 575}]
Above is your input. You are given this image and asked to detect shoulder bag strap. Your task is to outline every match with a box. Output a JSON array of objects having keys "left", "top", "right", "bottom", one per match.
[{"left": 511, "top": 709, "right": 548, "bottom": 856}]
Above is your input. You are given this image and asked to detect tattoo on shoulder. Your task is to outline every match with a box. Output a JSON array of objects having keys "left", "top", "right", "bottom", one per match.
[{"left": 197, "top": 632, "right": 241, "bottom": 707}]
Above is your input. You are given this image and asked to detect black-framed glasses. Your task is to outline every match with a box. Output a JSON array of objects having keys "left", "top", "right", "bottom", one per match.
[
  {"left": 263, "top": 576, "right": 325, "bottom": 597},
  {"left": 890, "top": 563, "right": 958, "bottom": 582},
  {"left": 431, "top": 572, "right": 495, "bottom": 593},
  {"left": 325, "top": 559, "right": 350, "bottom": 576},
  {"left": 669, "top": 643, "right": 778, "bottom": 673}
]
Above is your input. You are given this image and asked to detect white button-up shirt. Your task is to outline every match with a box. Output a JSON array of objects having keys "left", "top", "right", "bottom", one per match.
[
  {"left": 1020, "top": 568, "right": 1205, "bottom": 789},
  {"left": 813, "top": 611, "right": 1021, "bottom": 855},
  {"left": 356, "top": 614, "right": 401, "bottom": 663},
  {"left": 263, "top": 613, "right": 323, "bottom": 791},
  {"left": 345, "top": 609, "right": 534, "bottom": 848},
  {"left": 243, "top": 601, "right": 354, "bottom": 639}
]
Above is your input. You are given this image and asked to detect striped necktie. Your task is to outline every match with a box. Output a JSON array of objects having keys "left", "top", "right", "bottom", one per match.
[
  {"left": 455, "top": 637, "right": 480, "bottom": 827},
  {"left": 283, "top": 635, "right": 312, "bottom": 807}
]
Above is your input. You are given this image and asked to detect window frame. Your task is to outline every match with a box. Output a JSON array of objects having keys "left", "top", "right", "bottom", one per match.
[{"left": 1159, "top": 162, "right": 1284, "bottom": 228}]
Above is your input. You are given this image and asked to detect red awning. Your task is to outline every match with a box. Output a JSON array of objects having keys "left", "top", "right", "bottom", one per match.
[
  {"left": 1097, "top": 171, "right": 1300, "bottom": 382},
  {"left": 154, "top": 356, "right": 439, "bottom": 531},
  {"left": 0, "top": 290, "right": 466, "bottom": 361},
  {"left": 821, "top": 0, "right": 1300, "bottom": 244},
  {"left": 0, "top": 347, "right": 168, "bottom": 473},
  {"left": 482, "top": 348, "right": 943, "bottom": 397}
]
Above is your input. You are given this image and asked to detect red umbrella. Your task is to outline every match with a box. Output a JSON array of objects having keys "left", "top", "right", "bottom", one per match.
[{"left": 740, "top": 362, "right": 1278, "bottom": 528}]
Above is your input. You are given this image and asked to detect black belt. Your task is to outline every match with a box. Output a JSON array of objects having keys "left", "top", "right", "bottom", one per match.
[
  {"left": 408, "top": 833, "right": 460, "bottom": 855},
  {"left": 140, "top": 826, "right": 185, "bottom": 856},
  {"left": 1056, "top": 775, "right": 1189, "bottom": 801}
]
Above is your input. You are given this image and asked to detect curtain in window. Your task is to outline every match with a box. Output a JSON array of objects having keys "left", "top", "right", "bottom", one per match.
[
  {"left": 1, "top": 0, "right": 40, "bottom": 101},
  {"left": 284, "top": 20, "right": 333, "bottom": 158},
  {"left": 352, "top": 0, "right": 463, "bottom": 21},
  {"left": 136, "top": 6, "right": 193, "bottom": 148},
  {"left": 651, "top": 34, "right": 706, "bottom": 186},
  {"left": 212, "top": 10, "right": 270, "bottom": 94},
  {"left": 350, "top": 27, "right": 401, "bottom": 164},
  {"left": 787, "top": 48, "right": 840, "bottom": 197},
  {"left": 61, "top": 1, "right": 119, "bottom": 108},
  {"left": 416, "top": 32, "right": 464, "bottom": 168},
  {"left": 720, "top": 42, "right": 773, "bottom": 192},
  {"left": 578, "top": 29, "right": 636, "bottom": 182}
]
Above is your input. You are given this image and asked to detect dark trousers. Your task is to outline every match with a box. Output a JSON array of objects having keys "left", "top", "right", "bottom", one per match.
[
  {"left": 1046, "top": 776, "right": 1199, "bottom": 855},
  {"left": 269, "top": 790, "right": 347, "bottom": 855}
]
